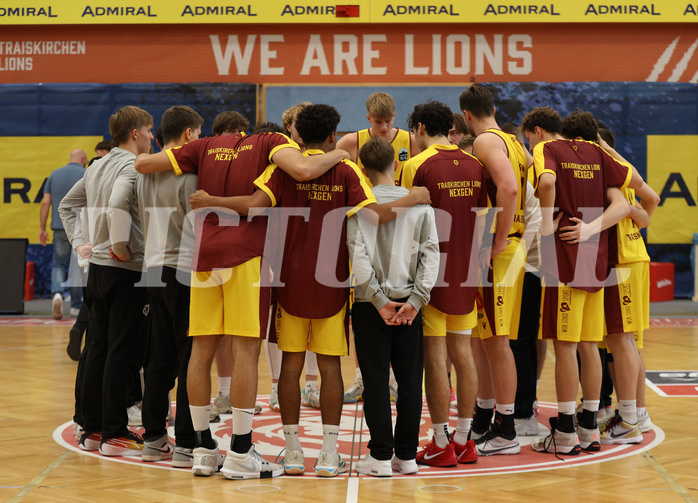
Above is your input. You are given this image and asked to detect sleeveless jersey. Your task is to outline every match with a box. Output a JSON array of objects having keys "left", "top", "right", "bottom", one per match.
[
  {"left": 608, "top": 187, "right": 650, "bottom": 266},
  {"left": 482, "top": 128, "right": 528, "bottom": 238},
  {"left": 356, "top": 128, "right": 412, "bottom": 185}
]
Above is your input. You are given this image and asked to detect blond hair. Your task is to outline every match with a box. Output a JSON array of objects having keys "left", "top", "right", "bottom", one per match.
[
  {"left": 366, "top": 92, "right": 395, "bottom": 119},
  {"left": 281, "top": 102, "right": 312, "bottom": 131}
]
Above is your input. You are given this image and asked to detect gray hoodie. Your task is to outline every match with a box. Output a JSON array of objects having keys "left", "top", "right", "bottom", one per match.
[
  {"left": 347, "top": 184, "right": 440, "bottom": 312},
  {"left": 59, "top": 147, "right": 144, "bottom": 272}
]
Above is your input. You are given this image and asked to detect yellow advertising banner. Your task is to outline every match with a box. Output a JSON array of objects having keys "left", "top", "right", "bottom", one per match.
[
  {"left": 647, "top": 135, "right": 698, "bottom": 244},
  {"left": 0, "top": 136, "right": 103, "bottom": 244},
  {"left": 0, "top": 0, "right": 696, "bottom": 24}
]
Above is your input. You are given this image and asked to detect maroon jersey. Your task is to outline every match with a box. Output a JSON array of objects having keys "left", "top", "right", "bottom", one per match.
[
  {"left": 167, "top": 132, "right": 298, "bottom": 271},
  {"left": 532, "top": 139, "right": 632, "bottom": 293},
  {"left": 402, "top": 144, "right": 488, "bottom": 315},
  {"left": 255, "top": 149, "right": 376, "bottom": 319}
]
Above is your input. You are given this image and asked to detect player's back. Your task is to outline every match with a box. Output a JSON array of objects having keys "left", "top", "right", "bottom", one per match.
[
  {"left": 402, "top": 144, "right": 487, "bottom": 314},
  {"left": 257, "top": 151, "right": 375, "bottom": 318}
]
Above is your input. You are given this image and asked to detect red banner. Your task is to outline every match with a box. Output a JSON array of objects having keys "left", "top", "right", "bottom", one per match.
[{"left": 1, "top": 23, "right": 697, "bottom": 84}]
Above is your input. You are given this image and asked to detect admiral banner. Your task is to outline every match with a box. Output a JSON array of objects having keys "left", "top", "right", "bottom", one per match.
[
  {"left": 1, "top": 0, "right": 698, "bottom": 24},
  {"left": 2, "top": 24, "right": 698, "bottom": 84},
  {"left": 647, "top": 135, "right": 698, "bottom": 244},
  {"left": 0, "top": 136, "right": 102, "bottom": 243}
]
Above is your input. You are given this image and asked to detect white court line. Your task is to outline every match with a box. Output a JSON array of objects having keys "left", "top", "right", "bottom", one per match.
[{"left": 346, "top": 477, "right": 359, "bottom": 503}]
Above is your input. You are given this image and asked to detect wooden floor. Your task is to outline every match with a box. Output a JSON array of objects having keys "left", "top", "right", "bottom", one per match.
[{"left": 1, "top": 317, "right": 697, "bottom": 503}]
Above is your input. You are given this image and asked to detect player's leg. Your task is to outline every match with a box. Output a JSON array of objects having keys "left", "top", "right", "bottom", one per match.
[
  {"left": 309, "top": 305, "right": 349, "bottom": 477},
  {"left": 447, "top": 330, "right": 478, "bottom": 463}
]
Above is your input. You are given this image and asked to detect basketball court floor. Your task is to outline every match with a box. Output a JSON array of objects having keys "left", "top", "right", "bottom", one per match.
[{"left": 1, "top": 300, "right": 696, "bottom": 502}]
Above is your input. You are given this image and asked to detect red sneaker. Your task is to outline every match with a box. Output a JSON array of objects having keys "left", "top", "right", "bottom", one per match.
[
  {"left": 451, "top": 438, "right": 478, "bottom": 464},
  {"left": 416, "top": 438, "right": 457, "bottom": 467}
]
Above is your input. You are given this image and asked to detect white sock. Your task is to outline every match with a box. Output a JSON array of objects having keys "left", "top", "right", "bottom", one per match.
[
  {"left": 432, "top": 422, "right": 449, "bottom": 448},
  {"left": 218, "top": 377, "right": 231, "bottom": 397},
  {"left": 190, "top": 405, "right": 211, "bottom": 432},
  {"left": 322, "top": 424, "right": 339, "bottom": 453},
  {"left": 583, "top": 400, "right": 600, "bottom": 413},
  {"left": 232, "top": 407, "right": 255, "bottom": 435},
  {"left": 618, "top": 399, "right": 637, "bottom": 425},
  {"left": 453, "top": 418, "right": 472, "bottom": 445},
  {"left": 558, "top": 401, "right": 576, "bottom": 416},
  {"left": 272, "top": 382, "right": 278, "bottom": 393},
  {"left": 637, "top": 406, "right": 646, "bottom": 417},
  {"left": 283, "top": 424, "right": 302, "bottom": 451},
  {"left": 497, "top": 403, "right": 515, "bottom": 416},
  {"left": 477, "top": 397, "right": 495, "bottom": 410},
  {"left": 305, "top": 380, "right": 317, "bottom": 389},
  {"left": 389, "top": 367, "right": 396, "bottom": 381},
  {"left": 355, "top": 368, "right": 363, "bottom": 381}
]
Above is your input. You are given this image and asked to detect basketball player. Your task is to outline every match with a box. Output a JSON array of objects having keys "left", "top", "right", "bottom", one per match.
[
  {"left": 402, "top": 101, "right": 487, "bottom": 467},
  {"left": 459, "top": 84, "right": 530, "bottom": 456}
]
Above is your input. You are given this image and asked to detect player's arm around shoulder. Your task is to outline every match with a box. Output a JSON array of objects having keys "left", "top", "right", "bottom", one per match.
[{"left": 135, "top": 151, "right": 173, "bottom": 174}]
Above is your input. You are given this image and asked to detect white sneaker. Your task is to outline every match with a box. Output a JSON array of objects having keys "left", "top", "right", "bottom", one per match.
[
  {"left": 475, "top": 430, "right": 520, "bottom": 456},
  {"left": 576, "top": 425, "right": 601, "bottom": 452},
  {"left": 343, "top": 379, "right": 364, "bottom": 403},
  {"left": 269, "top": 387, "right": 280, "bottom": 412},
  {"left": 70, "top": 307, "right": 80, "bottom": 316},
  {"left": 638, "top": 410, "right": 653, "bottom": 433},
  {"left": 600, "top": 417, "right": 643, "bottom": 445},
  {"left": 281, "top": 449, "right": 305, "bottom": 475},
  {"left": 514, "top": 415, "right": 540, "bottom": 436},
  {"left": 315, "top": 451, "right": 348, "bottom": 477},
  {"left": 389, "top": 378, "right": 398, "bottom": 403},
  {"left": 192, "top": 444, "right": 224, "bottom": 477},
  {"left": 391, "top": 455, "right": 418, "bottom": 475},
  {"left": 52, "top": 293, "right": 63, "bottom": 320},
  {"left": 127, "top": 401, "right": 142, "bottom": 427},
  {"left": 355, "top": 454, "right": 392, "bottom": 477},
  {"left": 221, "top": 445, "right": 283, "bottom": 479},
  {"left": 173, "top": 446, "right": 194, "bottom": 468},
  {"left": 210, "top": 393, "right": 233, "bottom": 422},
  {"left": 531, "top": 429, "right": 581, "bottom": 455},
  {"left": 301, "top": 384, "right": 320, "bottom": 408},
  {"left": 142, "top": 434, "right": 174, "bottom": 462}
]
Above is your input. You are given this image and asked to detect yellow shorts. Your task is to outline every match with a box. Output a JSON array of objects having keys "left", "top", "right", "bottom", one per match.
[
  {"left": 539, "top": 279, "right": 604, "bottom": 342},
  {"left": 423, "top": 302, "right": 477, "bottom": 337},
  {"left": 603, "top": 261, "right": 650, "bottom": 336},
  {"left": 475, "top": 238, "right": 525, "bottom": 340},
  {"left": 189, "top": 257, "right": 270, "bottom": 338},
  {"left": 276, "top": 303, "right": 349, "bottom": 356}
]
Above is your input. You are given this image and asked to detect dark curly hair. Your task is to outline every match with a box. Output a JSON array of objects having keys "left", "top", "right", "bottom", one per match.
[
  {"left": 407, "top": 101, "right": 453, "bottom": 137},
  {"left": 521, "top": 106, "right": 562, "bottom": 135},
  {"left": 295, "top": 104, "right": 341, "bottom": 146},
  {"left": 561, "top": 109, "right": 598, "bottom": 141},
  {"left": 253, "top": 121, "right": 284, "bottom": 134}
]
